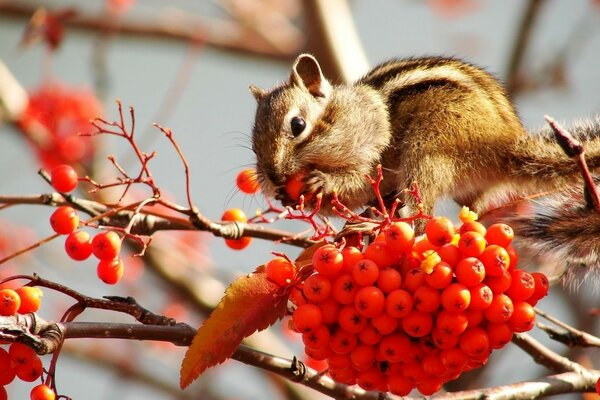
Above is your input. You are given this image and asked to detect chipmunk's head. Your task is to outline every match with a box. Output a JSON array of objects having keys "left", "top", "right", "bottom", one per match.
[
  {"left": 250, "top": 54, "right": 390, "bottom": 212},
  {"left": 249, "top": 54, "right": 332, "bottom": 202}
]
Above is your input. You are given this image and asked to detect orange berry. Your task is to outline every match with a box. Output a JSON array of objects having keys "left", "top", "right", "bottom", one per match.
[
  {"left": 332, "top": 274, "right": 358, "bottom": 305},
  {"left": 425, "top": 262, "right": 453, "bottom": 289},
  {"left": 458, "top": 231, "right": 486, "bottom": 257},
  {"left": 363, "top": 241, "right": 396, "bottom": 269},
  {"left": 384, "top": 221, "right": 415, "bottom": 254},
  {"left": 402, "top": 310, "right": 433, "bottom": 337},
  {"left": 370, "top": 312, "right": 399, "bottom": 335},
  {"left": 459, "top": 220, "right": 486, "bottom": 235},
  {"left": 329, "top": 329, "right": 357, "bottom": 354},
  {"left": 459, "top": 327, "right": 490, "bottom": 358},
  {"left": 64, "top": 230, "right": 93, "bottom": 261},
  {"left": 385, "top": 289, "right": 413, "bottom": 318},
  {"left": 484, "top": 293, "right": 514, "bottom": 323},
  {"left": 376, "top": 268, "right": 402, "bottom": 293},
  {"left": 302, "top": 325, "right": 330, "bottom": 350},
  {"left": 97, "top": 257, "right": 124, "bottom": 284},
  {"left": 487, "top": 322, "right": 513, "bottom": 349},
  {"left": 0, "top": 347, "right": 16, "bottom": 385},
  {"left": 440, "top": 347, "right": 469, "bottom": 371},
  {"left": 292, "top": 304, "right": 322, "bottom": 333},
  {"left": 16, "top": 354, "right": 43, "bottom": 381},
  {"left": 337, "top": 305, "right": 367, "bottom": 334},
  {"left": 50, "top": 164, "right": 78, "bottom": 193},
  {"left": 221, "top": 208, "right": 247, "bottom": 222},
  {"left": 436, "top": 309, "right": 468, "bottom": 336},
  {"left": 437, "top": 243, "right": 460, "bottom": 267},
  {"left": 441, "top": 283, "right": 471, "bottom": 312},
  {"left": 479, "top": 245, "right": 510, "bottom": 277},
  {"left": 91, "top": 230, "right": 121, "bottom": 261},
  {"left": 404, "top": 268, "right": 426, "bottom": 293},
  {"left": 425, "top": 216, "right": 455, "bottom": 246},
  {"left": 378, "top": 333, "right": 411, "bottom": 363},
  {"left": 30, "top": 384, "right": 56, "bottom": 400},
  {"left": 354, "top": 286, "right": 385, "bottom": 318},
  {"left": 302, "top": 273, "right": 330, "bottom": 302},
  {"left": 350, "top": 344, "right": 376, "bottom": 370},
  {"left": 387, "top": 373, "right": 414, "bottom": 396},
  {"left": 356, "top": 367, "right": 386, "bottom": 391},
  {"left": 341, "top": 246, "right": 363, "bottom": 273},
  {"left": 485, "top": 269, "right": 512, "bottom": 294},
  {"left": 432, "top": 328, "right": 459, "bottom": 351},
  {"left": 0, "top": 288, "right": 21, "bottom": 316},
  {"left": 236, "top": 168, "right": 260, "bottom": 194},
  {"left": 455, "top": 257, "right": 486, "bottom": 287},
  {"left": 485, "top": 223, "right": 514, "bottom": 248},
  {"left": 352, "top": 259, "right": 379, "bottom": 286},
  {"left": 284, "top": 173, "right": 306, "bottom": 201},
  {"left": 15, "top": 286, "right": 43, "bottom": 314},
  {"left": 313, "top": 244, "right": 344, "bottom": 278},
  {"left": 413, "top": 285, "right": 441, "bottom": 313},
  {"left": 225, "top": 237, "right": 252, "bottom": 250},
  {"left": 528, "top": 272, "right": 549, "bottom": 305},
  {"left": 505, "top": 269, "right": 535, "bottom": 301},
  {"left": 318, "top": 298, "right": 340, "bottom": 325},
  {"left": 468, "top": 284, "right": 493, "bottom": 310},
  {"left": 49, "top": 206, "right": 79, "bottom": 235},
  {"left": 508, "top": 301, "right": 536, "bottom": 332},
  {"left": 266, "top": 257, "right": 296, "bottom": 287},
  {"left": 357, "top": 325, "right": 381, "bottom": 345}
]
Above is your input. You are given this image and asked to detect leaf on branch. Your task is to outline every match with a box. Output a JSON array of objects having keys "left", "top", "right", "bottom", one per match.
[{"left": 179, "top": 267, "right": 289, "bottom": 388}]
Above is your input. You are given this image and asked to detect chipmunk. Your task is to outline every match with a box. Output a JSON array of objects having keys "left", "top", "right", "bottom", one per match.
[{"left": 249, "top": 54, "right": 600, "bottom": 271}]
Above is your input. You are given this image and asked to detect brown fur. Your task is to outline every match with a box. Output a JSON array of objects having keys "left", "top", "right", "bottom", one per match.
[{"left": 251, "top": 55, "right": 600, "bottom": 236}]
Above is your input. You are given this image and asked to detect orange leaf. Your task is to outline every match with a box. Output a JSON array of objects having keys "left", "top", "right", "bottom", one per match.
[{"left": 179, "top": 268, "right": 288, "bottom": 388}]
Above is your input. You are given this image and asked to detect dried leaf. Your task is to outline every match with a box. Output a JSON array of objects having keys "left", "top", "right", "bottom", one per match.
[{"left": 180, "top": 268, "right": 288, "bottom": 388}]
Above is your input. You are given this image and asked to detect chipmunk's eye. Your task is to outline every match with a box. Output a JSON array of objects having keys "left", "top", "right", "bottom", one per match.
[{"left": 290, "top": 117, "right": 306, "bottom": 137}]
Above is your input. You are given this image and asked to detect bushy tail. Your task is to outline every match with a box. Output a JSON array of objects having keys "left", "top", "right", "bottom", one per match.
[{"left": 484, "top": 117, "right": 600, "bottom": 284}]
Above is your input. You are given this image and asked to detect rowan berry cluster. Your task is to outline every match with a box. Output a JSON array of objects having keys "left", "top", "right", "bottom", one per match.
[
  {"left": 48, "top": 164, "right": 125, "bottom": 284},
  {"left": 266, "top": 208, "right": 549, "bottom": 395},
  {"left": 0, "top": 287, "right": 53, "bottom": 399}
]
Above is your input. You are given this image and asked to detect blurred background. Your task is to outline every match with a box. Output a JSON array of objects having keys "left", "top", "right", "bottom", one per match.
[{"left": 0, "top": 0, "right": 599, "bottom": 399}]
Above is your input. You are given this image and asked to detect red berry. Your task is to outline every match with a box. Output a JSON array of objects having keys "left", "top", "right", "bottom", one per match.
[
  {"left": 441, "top": 283, "right": 471, "bottom": 312},
  {"left": 505, "top": 269, "right": 535, "bottom": 301},
  {"left": 225, "top": 237, "right": 252, "bottom": 250},
  {"left": 385, "top": 289, "right": 413, "bottom": 318},
  {"left": 16, "top": 354, "right": 43, "bottom": 381},
  {"left": 97, "top": 257, "right": 124, "bottom": 284},
  {"left": 0, "top": 288, "right": 21, "bottom": 316},
  {"left": 302, "top": 273, "right": 331, "bottom": 302},
  {"left": 313, "top": 244, "right": 344, "bottom": 278},
  {"left": 508, "top": 301, "right": 536, "bottom": 332},
  {"left": 337, "top": 305, "right": 367, "bottom": 334},
  {"left": 455, "top": 257, "right": 486, "bottom": 287},
  {"left": 363, "top": 241, "right": 396, "bottom": 269},
  {"left": 479, "top": 245, "right": 511, "bottom": 277},
  {"left": 401, "top": 310, "right": 433, "bottom": 337},
  {"left": 352, "top": 259, "right": 379, "bottom": 286},
  {"left": 332, "top": 274, "right": 358, "bottom": 305},
  {"left": 292, "top": 304, "right": 322, "bottom": 332},
  {"left": 484, "top": 293, "right": 514, "bottom": 323},
  {"left": 8, "top": 343, "right": 38, "bottom": 368},
  {"left": 64, "top": 230, "right": 93, "bottom": 261},
  {"left": 384, "top": 221, "right": 415, "bottom": 254},
  {"left": 425, "top": 217, "right": 455, "bottom": 246},
  {"left": 91, "top": 230, "right": 121, "bottom": 261},
  {"left": 221, "top": 208, "right": 247, "bottom": 222},
  {"left": 265, "top": 256, "right": 296, "bottom": 287},
  {"left": 49, "top": 206, "right": 79, "bottom": 234},
  {"left": 485, "top": 223, "right": 514, "bottom": 247},
  {"left": 458, "top": 231, "right": 486, "bottom": 257},
  {"left": 377, "top": 268, "right": 402, "bottom": 293},
  {"left": 30, "top": 384, "right": 56, "bottom": 400},
  {"left": 15, "top": 286, "right": 43, "bottom": 314},
  {"left": 0, "top": 347, "right": 16, "bottom": 385},
  {"left": 354, "top": 286, "right": 385, "bottom": 318},
  {"left": 50, "top": 164, "right": 78, "bottom": 193},
  {"left": 236, "top": 168, "right": 260, "bottom": 194}
]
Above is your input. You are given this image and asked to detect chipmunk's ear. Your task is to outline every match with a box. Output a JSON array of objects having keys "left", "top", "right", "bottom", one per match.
[
  {"left": 290, "top": 54, "right": 331, "bottom": 98},
  {"left": 249, "top": 85, "right": 267, "bottom": 102}
]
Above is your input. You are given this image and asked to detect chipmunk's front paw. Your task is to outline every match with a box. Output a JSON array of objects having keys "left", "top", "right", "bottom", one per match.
[{"left": 303, "top": 170, "right": 329, "bottom": 195}]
